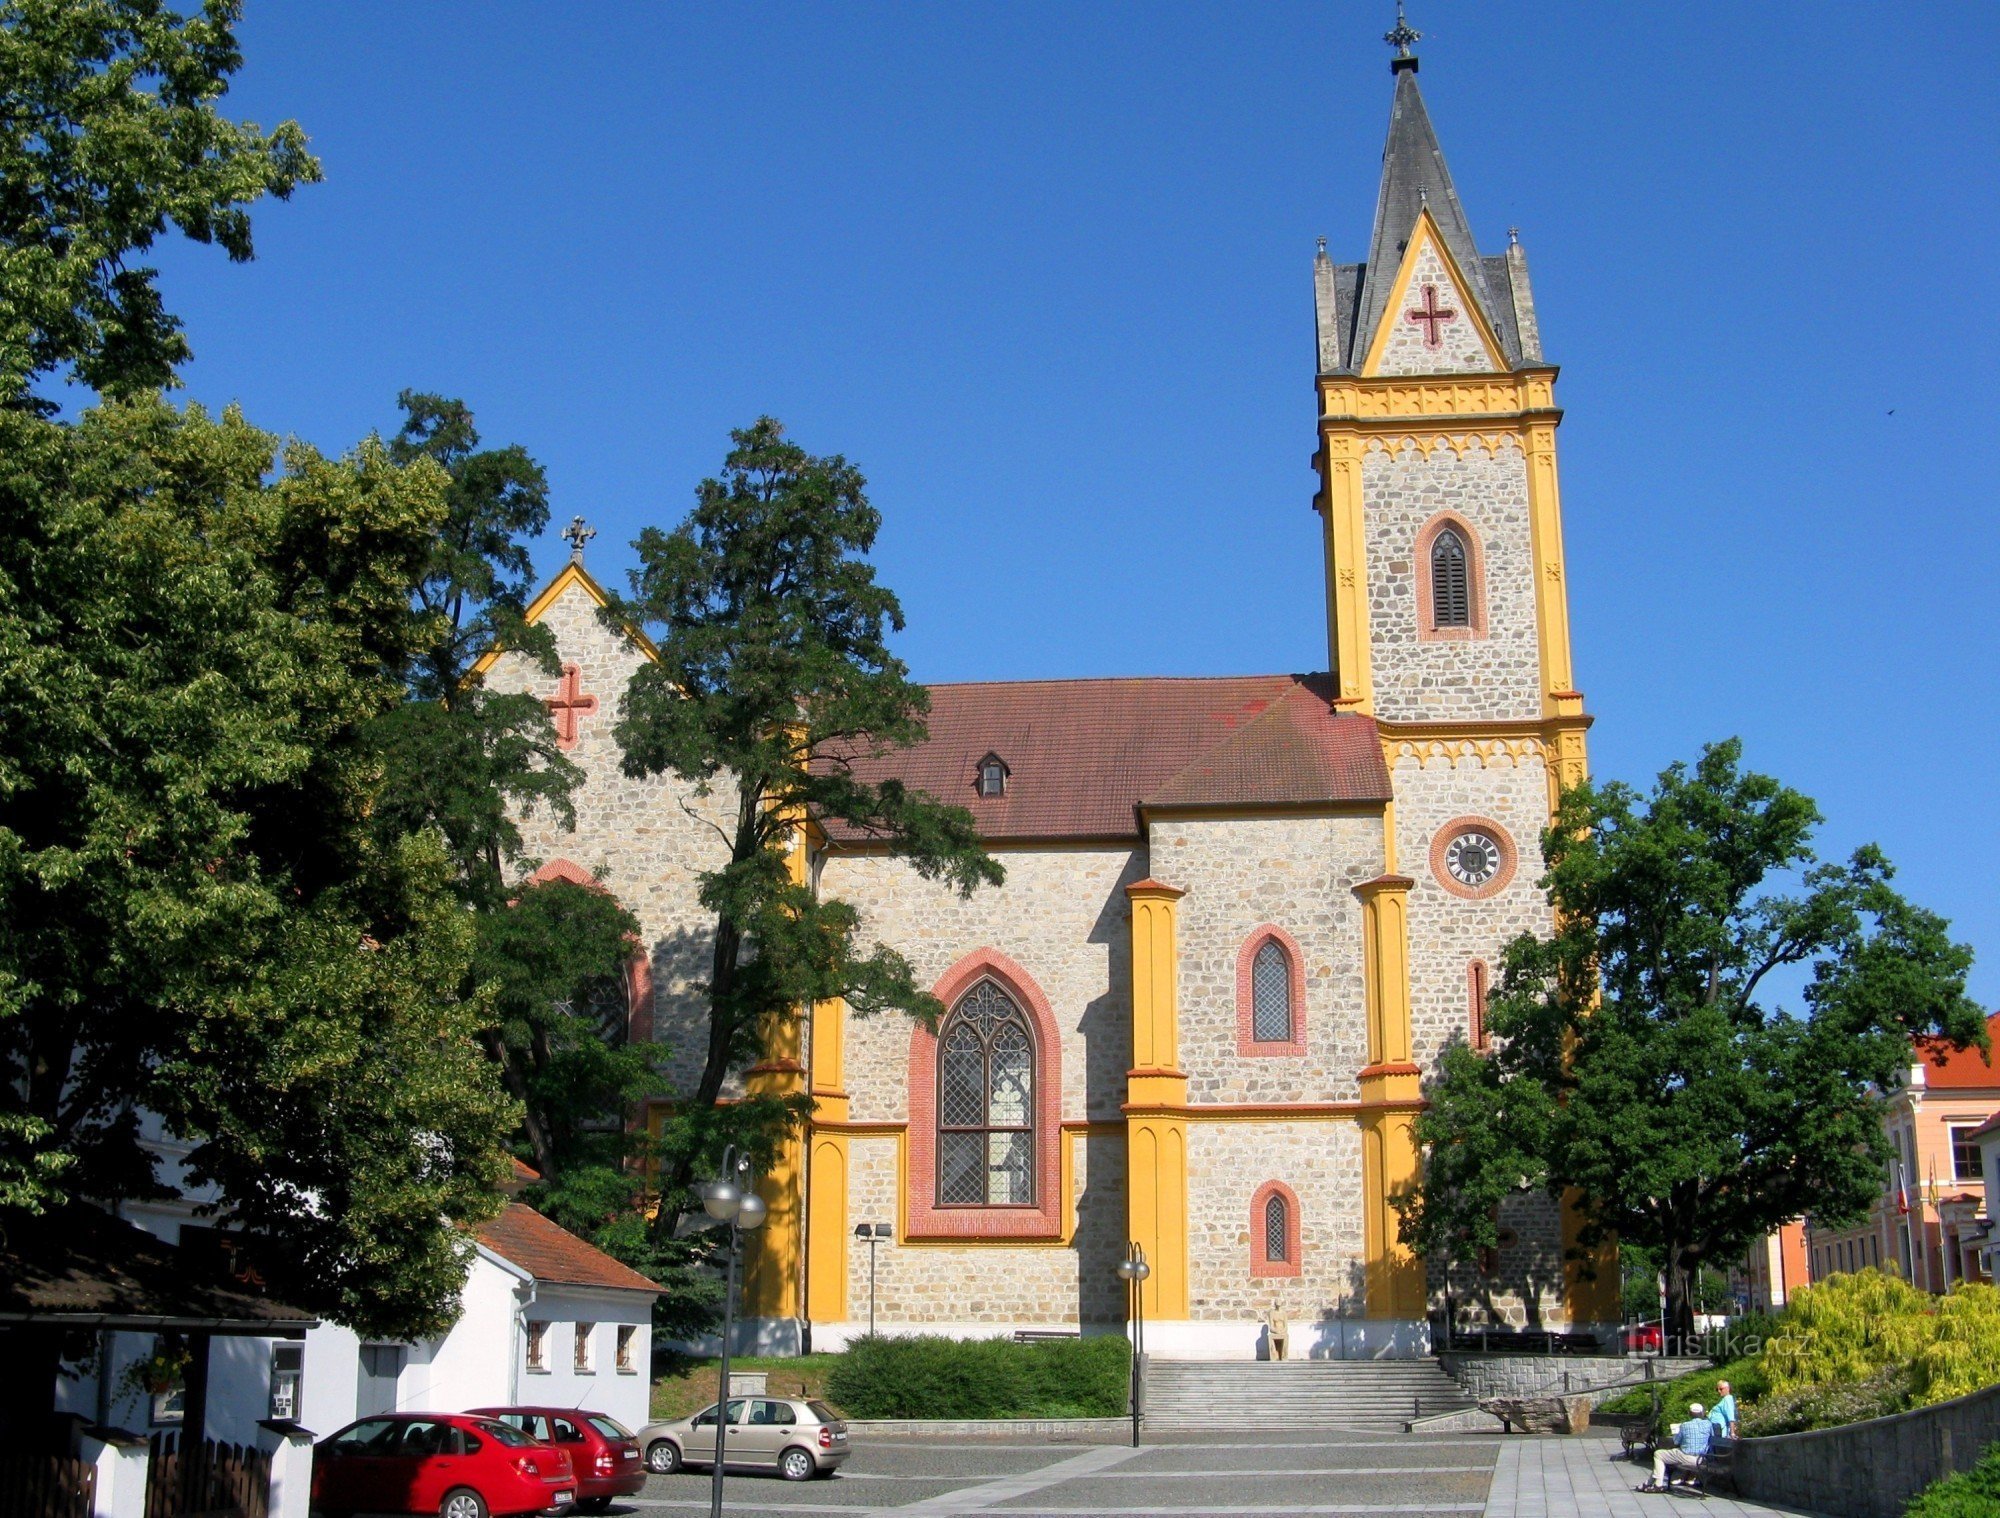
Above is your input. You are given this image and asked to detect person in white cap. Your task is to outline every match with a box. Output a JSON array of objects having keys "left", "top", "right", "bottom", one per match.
[{"left": 1643, "top": 1401, "right": 1715, "bottom": 1491}]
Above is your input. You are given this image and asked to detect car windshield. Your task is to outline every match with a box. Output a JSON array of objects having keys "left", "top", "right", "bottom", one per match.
[
  {"left": 470, "top": 1418, "right": 538, "bottom": 1448},
  {"left": 586, "top": 1415, "right": 633, "bottom": 1440}
]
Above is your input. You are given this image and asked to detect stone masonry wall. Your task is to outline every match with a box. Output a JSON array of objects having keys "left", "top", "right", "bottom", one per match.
[
  {"left": 1187, "top": 1120, "right": 1366, "bottom": 1322},
  {"left": 1149, "top": 815, "right": 1382, "bottom": 1104},
  {"left": 1442, "top": 1354, "right": 1641, "bottom": 1404},
  {"left": 1363, "top": 437, "right": 1541, "bottom": 724},
  {"left": 1396, "top": 751, "right": 1569, "bottom": 1328},
  {"left": 1372, "top": 239, "right": 1498, "bottom": 377},
  {"left": 482, "top": 579, "right": 732, "bottom": 1092},
  {"left": 823, "top": 844, "right": 1143, "bottom": 1126},
  {"left": 841, "top": 1133, "right": 1125, "bottom": 1328}
]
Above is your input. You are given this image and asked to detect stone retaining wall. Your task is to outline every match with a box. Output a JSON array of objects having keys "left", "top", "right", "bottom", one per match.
[
  {"left": 843, "top": 1417, "right": 1129, "bottom": 1442},
  {"left": 1732, "top": 1381, "right": 2000, "bottom": 1518},
  {"left": 1442, "top": 1353, "right": 1658, "bottom": 1407}
]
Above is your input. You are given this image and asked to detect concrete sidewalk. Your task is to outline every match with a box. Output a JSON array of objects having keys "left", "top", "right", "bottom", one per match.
[{"left": 1485, "top": 1437, "right": 1822, "bottom": 1518}]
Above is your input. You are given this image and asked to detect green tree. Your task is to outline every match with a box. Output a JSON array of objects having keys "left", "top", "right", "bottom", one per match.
[
  {"left": 0, "top": 396, "right": 514, "bottom": 1337},
  {"left": 1399, "top": 740, "right": 1983, "bottom": 1350},
  {"left": 0, "top": 0, "right": 319, "bottom": 403},
  {"left": 606, "top": 418, "right": 1002, "bottom": 1223}
]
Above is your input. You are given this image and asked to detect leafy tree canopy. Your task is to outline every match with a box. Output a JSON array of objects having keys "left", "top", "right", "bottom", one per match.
[
  {"left": 0, "top": 397, "right": 514, "bottom": 1337},
  {"left": 605, "top": 418, "right": 1001, "bottom": 1219},
  {"left": 1399, "top": 739, "right": 1983, "bottom": 1347},
  {"left": 0, "top": 0, "right": 319, "bottom": 403}
]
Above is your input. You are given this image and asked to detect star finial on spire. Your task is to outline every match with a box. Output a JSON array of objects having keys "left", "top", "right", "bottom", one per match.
[
  {"left": 1384, "top": 2, "right": 1421, "bottom": 71},
  {"left": 562, "top": 515, "right": 596, "bottom": 565}
]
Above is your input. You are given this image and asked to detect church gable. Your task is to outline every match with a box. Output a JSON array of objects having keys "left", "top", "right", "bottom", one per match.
[{"left": 1361, "top": 212, "right": 1506, "bottom": 377}]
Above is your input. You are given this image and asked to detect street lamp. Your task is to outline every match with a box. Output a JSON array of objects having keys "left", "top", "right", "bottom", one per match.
[
  {"left": 1115, "top": 1242, "right": 1150, "bottom": 1448},
  {"left": 696, "top": 1146, "right": 765, "bottom": 1518},
  {"left": 852, "top": 1223, "right": 892, "bottom": 1337}
]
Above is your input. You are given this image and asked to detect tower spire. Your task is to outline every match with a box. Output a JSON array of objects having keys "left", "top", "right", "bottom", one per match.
[{"left": 1384, "top": 2, "right": 1421, "bottom": 73}]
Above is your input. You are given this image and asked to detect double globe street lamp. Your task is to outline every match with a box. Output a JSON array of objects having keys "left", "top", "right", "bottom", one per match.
[
  {"left": 696, "top": 1146, "right": 766, "bottom": 1518},
  {"left": 1115, "top": 1242, "right": 1151, "bottom": 1448}
]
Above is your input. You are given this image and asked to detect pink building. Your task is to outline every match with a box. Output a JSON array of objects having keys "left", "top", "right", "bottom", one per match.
[{"left": 1803, "top": 1011, "right": 2000, "bottom": 1292}]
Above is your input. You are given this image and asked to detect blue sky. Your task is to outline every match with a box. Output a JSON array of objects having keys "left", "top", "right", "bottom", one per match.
[{"left": 153, "top": 3, "right": 1999, "bottom": 1003}]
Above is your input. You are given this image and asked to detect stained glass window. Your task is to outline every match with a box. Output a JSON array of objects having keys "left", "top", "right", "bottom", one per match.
[
  {"left": 1251, "top": 939, "right": 1293, "bottom": 1043},
  {"left": 936, "top": 980, "right": 1035, "bottom": 1206}
]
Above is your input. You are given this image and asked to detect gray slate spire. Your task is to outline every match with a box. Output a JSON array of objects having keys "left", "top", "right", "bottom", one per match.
[{"left": 1350, "top": 65, "right": 1498, "bottom": 368}]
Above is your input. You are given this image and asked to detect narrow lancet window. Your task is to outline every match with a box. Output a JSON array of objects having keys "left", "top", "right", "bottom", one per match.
[{"left": 1431, "top": 526, "right": 1471, "bottom": 628}]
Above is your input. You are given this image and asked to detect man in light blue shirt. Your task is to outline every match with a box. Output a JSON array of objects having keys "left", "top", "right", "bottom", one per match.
[
  {"left": 1709, "top": 1382, "right": 1738, "bottom": 1438},
  {"left": 1647, "top": 1402, "right": 1715, "bottom": 1490}
]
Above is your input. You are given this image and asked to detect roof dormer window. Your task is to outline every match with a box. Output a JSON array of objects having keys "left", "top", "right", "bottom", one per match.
[{"left": 977, "top": 753, "right": 1009, "bottom": 798}]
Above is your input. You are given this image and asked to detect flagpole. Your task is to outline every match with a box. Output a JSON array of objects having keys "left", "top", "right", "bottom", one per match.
[{"left": 1897, "top": 1161, "right": 1917, "bottom": 1287}]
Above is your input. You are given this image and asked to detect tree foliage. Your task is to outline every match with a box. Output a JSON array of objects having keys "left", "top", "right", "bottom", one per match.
[
  {"left": 606, "top": 418, "right": 1002, "bottom": 1220},
  {"left": 0, "top": 0, "right": 319, "bottom": 402},
  {"left": 1399, "top": 740, "right": 1984, "bottom": 1347},
  {"left": 0, "top": 397, "right": 514, "bottom": 1336}
]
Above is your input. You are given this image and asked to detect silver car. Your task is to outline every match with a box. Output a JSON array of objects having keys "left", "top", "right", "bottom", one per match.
[{"left": 638, "top": 1395, "right": 850, "bottom": 1482}]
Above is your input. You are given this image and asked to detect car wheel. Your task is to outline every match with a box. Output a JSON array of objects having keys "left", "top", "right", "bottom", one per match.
[
  {"left": 439, "top": 1490, "right": 488, "bottom": 1518},
  {"left": 780, "top": 1447, "right": 816, "bottom": 1482},
  {"left": 646, "top": 1439, "right": 682, "bottom": 1474}
]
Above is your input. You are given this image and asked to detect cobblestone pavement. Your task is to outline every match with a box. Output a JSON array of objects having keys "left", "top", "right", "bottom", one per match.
[
  {"left": 624, "top": 1429, "right": 1496, "bottom": 1516},
  {"left": 1485, "top": 1436, "right": 1822, "bottom": 1518}
]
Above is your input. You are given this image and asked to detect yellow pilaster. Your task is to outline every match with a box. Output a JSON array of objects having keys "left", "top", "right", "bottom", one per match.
[
  {"left": 743, "top": 822, "right": 812, "bottom": 1322},
  {"left": 1316, "top": 432, "right": 1373, "bottom": 712},
  {"left": 1354, "top": 874, "right": 1424, "bottom": 1319},
  {"left": 1522, "top": 417, "right": 1583, "bottom": 722},
  {"left": 1124, "top": 879, "right": 1190, "bottom": 1320},
  {"left": 803, "top": 993, "right": 850, "bottom": 1324}
]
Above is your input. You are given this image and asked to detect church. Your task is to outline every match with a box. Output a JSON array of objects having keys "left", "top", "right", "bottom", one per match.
[{"left": 483, "top": 32, "right": 1620, "bottom": 1360}]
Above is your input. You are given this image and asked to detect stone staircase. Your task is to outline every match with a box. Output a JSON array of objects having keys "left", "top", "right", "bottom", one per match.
[{"left": 1142, "top": 1358, "right": 1474, "bottom": 1433}]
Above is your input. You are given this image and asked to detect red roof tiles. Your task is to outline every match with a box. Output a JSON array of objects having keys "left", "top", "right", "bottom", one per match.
[
  {"left": 819, "top": 674, "right": 1389, "bottom": 843},
  {"left": 475, "top": 1204, "right": 661, "bottom": 1295},
  {"left": 1914, "top": 1011, "right": 2000, "bottom": 1090}
]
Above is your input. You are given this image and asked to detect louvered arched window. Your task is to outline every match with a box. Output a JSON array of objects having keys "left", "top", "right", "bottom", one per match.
[
  {"left": 936, "top": 980, "right": 1036, "bottom": 1206},
  {"left": 1251, "top": 940, "right": 1293, "bottom": 1043},
  {"left": 1430, "top": 527, "right": 1471, "bottom": 628},
  {"left": 1263, "top": 1191, "right": 1289, "bottom": 1265}
]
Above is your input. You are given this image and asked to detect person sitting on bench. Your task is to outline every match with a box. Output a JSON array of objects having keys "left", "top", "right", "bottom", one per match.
[{"left": 1642, "top": 1402, "right": 1714, "bottom": 1491}]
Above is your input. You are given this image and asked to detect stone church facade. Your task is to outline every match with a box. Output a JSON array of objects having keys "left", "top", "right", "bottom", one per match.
[{"left": 482, "top": 45, "right": 1619, "bottom": 1359}]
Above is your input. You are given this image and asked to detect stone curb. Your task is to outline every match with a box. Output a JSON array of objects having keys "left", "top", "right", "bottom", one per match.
[{"left": 841, "top": 1417, "right": 1132, "bottom": 1441}]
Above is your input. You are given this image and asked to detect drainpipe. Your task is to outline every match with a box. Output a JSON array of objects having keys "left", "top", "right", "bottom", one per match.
[{"left": 512, "top": 1280, "right": 538, "bottom": 1404}]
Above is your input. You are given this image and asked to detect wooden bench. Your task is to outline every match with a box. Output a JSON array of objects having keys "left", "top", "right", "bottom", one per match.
[{"left": 1010, "top": 1329, "right": 1079, "bottom": 1344}]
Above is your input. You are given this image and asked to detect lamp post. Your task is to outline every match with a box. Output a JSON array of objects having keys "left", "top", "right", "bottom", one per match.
[
  {"left": 852, "top": 1223, "right": 891, "bottom": 1337},
  {"left": 1115, "top": 1242, "right": 1150, "bottom": 1448},
  {"left": 698, "top": 1146, "right": 766, "bottom": 1518}
]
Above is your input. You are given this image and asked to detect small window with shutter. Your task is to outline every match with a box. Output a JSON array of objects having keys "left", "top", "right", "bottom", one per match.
[{"left": 1430, "top": 527, "right": 1470, "bottom": 628}]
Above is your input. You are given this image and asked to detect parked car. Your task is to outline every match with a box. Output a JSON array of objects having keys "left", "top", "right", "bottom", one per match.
[
  {"left": 470, "top": 1406, "right": 645, "bottom": 1512},
  {"left": 1624, "top": 1319, "right": 1664, "bottom": 1352},
  {"left": 311, "top": 1412, "right": 576, "bottom": 1518},
  {"left": 636, "top": 1395, "right": 850, "bottom": 1482}
]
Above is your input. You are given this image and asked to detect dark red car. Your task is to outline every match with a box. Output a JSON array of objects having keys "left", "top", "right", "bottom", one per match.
[
  {"left": 471, "top": 1407, "right": 646, "bottom": 1511},
  {"left": 311, "top": 1413, "right": 576, "bottom": 1518}
]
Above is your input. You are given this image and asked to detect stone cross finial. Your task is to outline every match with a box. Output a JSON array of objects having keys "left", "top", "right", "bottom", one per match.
[
  {"left": 1384, "top": 2, "right": 1421, "bottom": 59},
  {"left": 562, "top": 515, "right": 596, "bottom": 564}
]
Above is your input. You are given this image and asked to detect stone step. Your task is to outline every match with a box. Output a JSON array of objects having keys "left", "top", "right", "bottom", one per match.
[{"left": 1142, "top": 1357, "right": 1472, "bottom": 1431}]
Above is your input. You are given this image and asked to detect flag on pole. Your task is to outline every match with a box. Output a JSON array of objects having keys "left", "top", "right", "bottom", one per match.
[{"left": 1897, "top": 1162, "right": 1911, "bottom": 1216}]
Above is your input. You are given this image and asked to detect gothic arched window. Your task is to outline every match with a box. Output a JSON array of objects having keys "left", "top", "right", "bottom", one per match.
[
  {"left": 1430, "top": 526, "right": 1471, "bottom": 628},
  {"left": 936, "top": 980, "right": 1036, "bottom": 1207},
  {"left": 1263, "top": 1191, "right": 1290, "bottom": 1265},
  {"left": 1251, "top": 940, "right": 1293, "bottom": 1043}
]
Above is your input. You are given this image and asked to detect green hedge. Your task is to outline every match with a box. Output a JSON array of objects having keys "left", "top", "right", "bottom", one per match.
[
  {"left": 1904, "top": 1439, "right": 2000, "bottom": 1517},
  {"left": 825, "top": 1333, "right": 1129, "bottom": 1420},
  {"left": 1598, "top": 1356, "right": 1765, "bottom": 1439}
]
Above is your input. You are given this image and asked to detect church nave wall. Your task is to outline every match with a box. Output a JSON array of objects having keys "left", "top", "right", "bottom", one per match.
[
  {"left": 1148, "top": 814, "right": 1379, "bottom": 1104},
  {"left": 821, "top": 844, "right": 1143, "bottom": 1126},
  {"left": 1362, "top": 439, "right": 1542, "bottom": 725},
  {"left": 1185, "top": 1121, "right": 1365, "bottom": 1322},
  {"left": 1392, "top": 753, "right": 1555, "bottom": 1077}
]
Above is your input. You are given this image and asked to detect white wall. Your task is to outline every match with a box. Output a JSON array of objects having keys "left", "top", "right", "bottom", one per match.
[{"left": 510, "top": 1285, "right": 655, "bottom": 1433}]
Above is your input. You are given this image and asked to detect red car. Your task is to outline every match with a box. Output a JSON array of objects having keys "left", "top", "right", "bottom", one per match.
[
  {"left": 471, "top": 1406, "right": 646, "bottom": 1511},
  {"left": 1625, "top": 1320, "right": 1665, "bottom": 1353},
  {"left": 311, "top": 1413, "right": 576, "bottom": 1518}
]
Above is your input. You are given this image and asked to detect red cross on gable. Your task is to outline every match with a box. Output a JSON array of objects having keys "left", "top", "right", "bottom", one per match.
[
  {"left": 545, "top": 662, "right": 597, "bottom": 750},
  {"left": 1404, "top": 282, "right": 1459, "bottom": 349}
]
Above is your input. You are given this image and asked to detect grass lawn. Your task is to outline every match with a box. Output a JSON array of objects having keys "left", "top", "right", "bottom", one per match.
[{"left": 649, "top": 1353, "right": 846, "bottom": 1422}]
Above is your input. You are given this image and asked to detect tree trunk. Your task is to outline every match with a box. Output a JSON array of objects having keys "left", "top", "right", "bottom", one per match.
[
  {"left": 481, "top": 1029, "right": 558, "bottom": 1179},
  {"left": 1662, "top": 1247, "right": 1699, "bottom": 1356}
]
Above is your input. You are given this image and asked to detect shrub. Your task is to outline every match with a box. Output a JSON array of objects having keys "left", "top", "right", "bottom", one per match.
[
  {"left": 825, "top": 1333, "right": 1128, "bottom": 1420},
  {"left": 1598, "top": 1356, "right": 1764, "bottom": 1438},
  {"left": 1739, "top": 1365, "right": 1911, "bottom": 1436},
  {"left": 1904, "top": 1439, "right": 2000, "bottom": 1518},
  {"left": 1760, "top": 1270, "right": 1935, "bottom": 1398},
  {"left": 1703, "top": 1310, "right": 1780, "bottom": 1363},
  {"left": 1917, "top": 1283, "right": 2000, "bottom": 1403}
]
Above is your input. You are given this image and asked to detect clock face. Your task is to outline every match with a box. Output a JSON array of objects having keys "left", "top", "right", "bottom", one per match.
[{"left": 1444, "top": 831, "right": 1501, "bottom": 889}]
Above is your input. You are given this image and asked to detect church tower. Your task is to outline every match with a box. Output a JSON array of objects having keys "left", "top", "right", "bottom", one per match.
[{"left": 1314, "top": 21, "right": 1616, "bottom": 1330}]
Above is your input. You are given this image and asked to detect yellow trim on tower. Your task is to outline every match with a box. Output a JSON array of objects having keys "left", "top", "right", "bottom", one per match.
[
  {"left": 466, "top": 559, "right": 660, "bottom": 682},
  {"left": 1522, "top": 420, "right": 1582, "bottom": 720},
  {"left": 1317, "top": 432, "right": 1372, "bottom": 711},
  {"left": 1357, "top": 206, "right": 1511, "bottom": 378},
  {"left": 1124, "top": 879, "right": 1190, "bottom": 1319},
  {"left": 1353, "top": 873, "right": 1424, "bottom": 1319}
]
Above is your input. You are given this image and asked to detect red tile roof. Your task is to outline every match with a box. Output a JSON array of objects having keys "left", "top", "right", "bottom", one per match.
[
  {"left": 819, "top": 674, "right": 1389, "bottom": 842},
  {"left": 1914, "top": 1011, "right": 2000, "bottom": 1090},
  {"left": 474, "top": 1204, "right": 661, "bottom": 1295}
]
